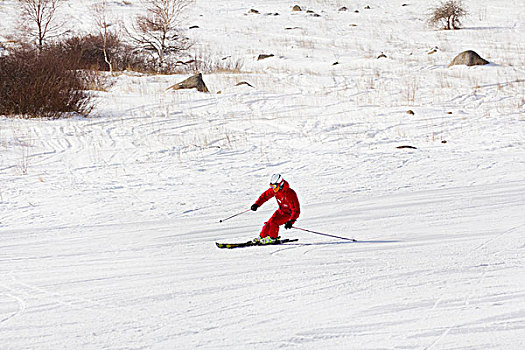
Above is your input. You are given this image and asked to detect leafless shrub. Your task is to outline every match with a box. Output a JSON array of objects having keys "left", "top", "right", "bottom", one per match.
[
  {"left": 79, "top": 69, "right": 114, "bottom": 92},
  {"left": 127, "top": 0, "right": 194, "bottom": 72},
  {"left": 18, "top": 0, "right": 69, "bottom": 51},
  {"left": 59, "top": 34, "right": 122, "bottom": 71},
  {"left": 51, "top": 33, "right": 152, "bottom": 73},
  {"left": 91, "top": 0, "right": 115, "bottom": 73},
  {"left": 428, "top": 0, "right": 468, "bottom": 30},
  {"left": 0, "top": 46, "right": 93, "bottom": 118}
]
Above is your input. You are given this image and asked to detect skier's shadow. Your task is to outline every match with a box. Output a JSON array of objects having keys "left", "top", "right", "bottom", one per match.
[{"left": 287, "top": 240, "right": 400, "bottom": 246}]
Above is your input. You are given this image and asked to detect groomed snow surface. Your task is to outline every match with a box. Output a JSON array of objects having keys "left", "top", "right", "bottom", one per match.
[{"left": 1, "top": 0, "right": 524, "bottom": 349}]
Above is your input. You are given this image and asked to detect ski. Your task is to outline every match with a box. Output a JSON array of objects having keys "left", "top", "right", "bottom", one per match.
[{"left": 216, "top": 238, "right": 298, "bottom": 249}]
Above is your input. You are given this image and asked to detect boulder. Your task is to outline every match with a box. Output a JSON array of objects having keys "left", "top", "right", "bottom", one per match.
[
  {"left": 168, "top": 73, "right": 209, "bottom": 93},
  {"left": 428, "top": 46, "right": 439, "bottom": 55},
  {"left": 448, "top": 50, "right": 489, "bottom": 67},
  {"left": 257, "top": 54, "right": 274, "bottom": 61},
  {"left": 235, "top": 81, "right": 253, "bottom": 88}
]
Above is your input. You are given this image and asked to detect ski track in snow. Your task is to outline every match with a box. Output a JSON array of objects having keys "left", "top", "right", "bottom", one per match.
[
  {"left": 421, "top": 222, "right": 525, "bottom": 350},
  {"left": 1, "top": 0, "right": 525, "bottom": 349}
]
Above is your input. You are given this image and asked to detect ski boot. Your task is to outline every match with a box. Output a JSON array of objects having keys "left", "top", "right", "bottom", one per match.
[{"left": 259, "top": 236, "right": 279, "bottom": 245}]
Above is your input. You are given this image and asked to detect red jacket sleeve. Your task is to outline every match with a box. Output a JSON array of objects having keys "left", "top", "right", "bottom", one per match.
[
  {"left": 288, "top": 189, "right": 301, "bottom": 222},
  {"left": 254, "top": 188, "right": 274, "bottom": 207}
]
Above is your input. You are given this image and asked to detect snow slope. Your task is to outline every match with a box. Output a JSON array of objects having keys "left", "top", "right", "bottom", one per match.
[{"left": 1, "top": 0, "right": 524, "bottom": 349}]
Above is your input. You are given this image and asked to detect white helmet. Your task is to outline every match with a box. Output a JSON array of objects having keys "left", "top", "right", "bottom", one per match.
[{"left": 270, "top": 173, "right": 285, "bottom": 192}]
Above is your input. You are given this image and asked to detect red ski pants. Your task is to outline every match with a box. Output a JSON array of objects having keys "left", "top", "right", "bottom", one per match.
[{"left": 260, "top": 210, "right": 290, "bottom": 239}]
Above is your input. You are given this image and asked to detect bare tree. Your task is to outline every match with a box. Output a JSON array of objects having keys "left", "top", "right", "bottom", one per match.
[
  {"left": 92, "top": 0, "right": 114, "bottom": 73},
  {"left": 128, "top": 0, "right": 193, "bottom": 71},
  {"left": 18, "top": 0, "right": 67, "bottom": 52},
  {"left": 429, "top": 0, "right": 468, "bottom": 30}
]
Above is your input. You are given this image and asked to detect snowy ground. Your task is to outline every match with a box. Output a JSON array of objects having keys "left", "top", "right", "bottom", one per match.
[{"left": 1, "top": 0, "right": 524, "bottom": 349}]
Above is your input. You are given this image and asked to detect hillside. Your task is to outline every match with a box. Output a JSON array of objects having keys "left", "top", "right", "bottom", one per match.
[{"left": 1, "top": 0, "right": 524, "bottom": 349}]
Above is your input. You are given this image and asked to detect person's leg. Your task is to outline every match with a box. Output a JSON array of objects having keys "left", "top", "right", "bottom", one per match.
[{"left": 260, "top": 211, "right": 288, "bottom": 239}]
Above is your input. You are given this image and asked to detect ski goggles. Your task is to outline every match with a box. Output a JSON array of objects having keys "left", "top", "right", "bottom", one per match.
[{"left": 270, "top": 183, "right": 281, "bottom": 192}]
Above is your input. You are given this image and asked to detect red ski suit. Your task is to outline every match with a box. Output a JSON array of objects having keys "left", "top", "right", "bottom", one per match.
[{"left": 254, "top": 180, "right": 300, "bottom": 239}]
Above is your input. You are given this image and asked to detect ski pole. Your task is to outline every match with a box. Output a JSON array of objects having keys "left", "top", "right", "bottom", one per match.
[
  {"left": 292, "top": 226, "right": 356, "bottom": 242},
  {"left": 219, "top": 209, "right": 251, "bottom": 223}
]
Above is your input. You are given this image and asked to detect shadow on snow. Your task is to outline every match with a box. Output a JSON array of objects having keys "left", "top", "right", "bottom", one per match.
[{"left": 286, "top": 240, "right": 400, "bottom": 246}]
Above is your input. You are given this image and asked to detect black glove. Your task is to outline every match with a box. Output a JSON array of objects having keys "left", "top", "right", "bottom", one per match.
[
  {"left": 284, "top": 220, "right": 294, "bottom": 229},
  {"left": 251, "top": 204, "right": 258, "bottom": 211}
]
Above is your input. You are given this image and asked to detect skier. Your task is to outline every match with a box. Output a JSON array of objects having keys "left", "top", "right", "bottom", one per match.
[{"left": 250, "top": 174, "right": 301, "bottom": 244}]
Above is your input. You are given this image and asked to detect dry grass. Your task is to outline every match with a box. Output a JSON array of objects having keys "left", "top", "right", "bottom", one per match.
[{"left": 184, "top": 52, "right": 244, "bottom": 74}]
